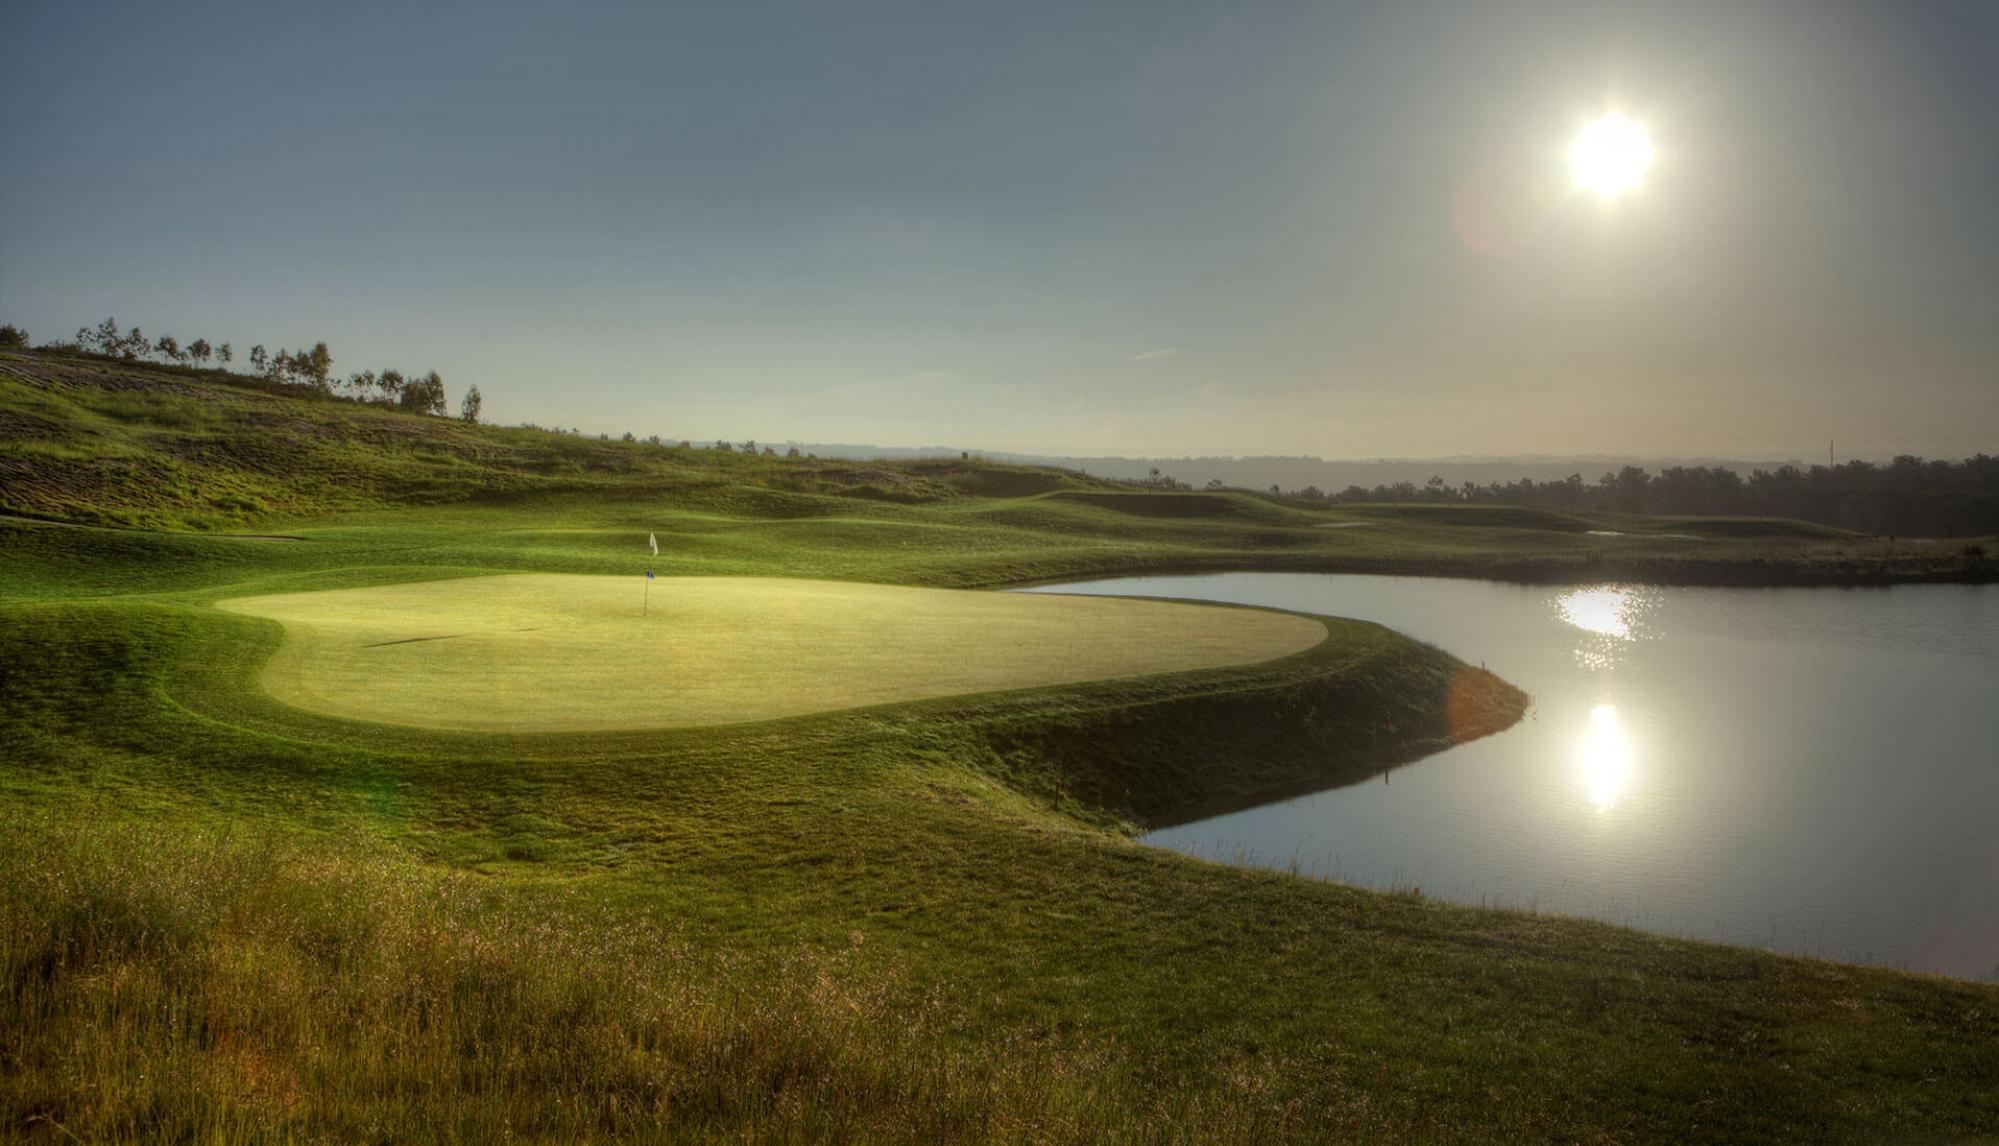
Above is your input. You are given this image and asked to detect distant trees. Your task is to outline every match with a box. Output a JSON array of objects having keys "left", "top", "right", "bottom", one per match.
[
  {"left": 47, "top": 314, "right": 472, "bottom": 420},
  {"left": 1287, "top": 456, "right": 1999, "bottom": 538},
  {"left": 0, "top": 324, "right": 27, "bottom": 349},
  {"left": 343, "top": 370, "right": 376, "bottom": 399}
]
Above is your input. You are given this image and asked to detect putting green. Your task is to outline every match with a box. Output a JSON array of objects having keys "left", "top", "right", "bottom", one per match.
[{"left": 217, "top": 574, "right": 1327, "bottom": 731}]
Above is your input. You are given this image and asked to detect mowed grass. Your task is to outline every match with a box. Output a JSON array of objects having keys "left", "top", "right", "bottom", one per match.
[{"left": 219, "top": 574, "right": 1327, "bottom": 730}]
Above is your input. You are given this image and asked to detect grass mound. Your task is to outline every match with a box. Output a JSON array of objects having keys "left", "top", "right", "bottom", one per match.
[
  {"left": 219, "top": 574, "right": 1327, "bottom": 731},
  {"left": 1050, "top": 490, "right": 1271, "bottom": 519},
  {"left": 1654, "top": 515, "right": 1859, "bottom": 539},
  {"left": 1341, "top": 503, "right": 1598, "bottom": 532}
]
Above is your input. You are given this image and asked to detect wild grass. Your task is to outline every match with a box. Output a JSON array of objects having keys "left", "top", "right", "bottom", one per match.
[{"left": 3, "top": 816, "right": 1352, "bottom": 1144}]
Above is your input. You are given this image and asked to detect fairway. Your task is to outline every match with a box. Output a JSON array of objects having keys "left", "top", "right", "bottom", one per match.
[{"left": 218, "top": 574, "right": 1327, "bottom": 731}]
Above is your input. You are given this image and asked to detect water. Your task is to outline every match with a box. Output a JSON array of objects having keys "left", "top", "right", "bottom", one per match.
[{"left": 1023, "top": 574, "right": 1999, "bottom": 980}]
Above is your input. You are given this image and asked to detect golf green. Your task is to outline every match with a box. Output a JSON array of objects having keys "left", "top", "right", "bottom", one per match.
[{"left": 219, "top": 574, "right": 1328, "bottom": 731}]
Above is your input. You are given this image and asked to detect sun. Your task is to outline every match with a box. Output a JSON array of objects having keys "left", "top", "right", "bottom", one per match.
[{"left": 1570, "top": 114, "right": 1654, "bottom": 198}]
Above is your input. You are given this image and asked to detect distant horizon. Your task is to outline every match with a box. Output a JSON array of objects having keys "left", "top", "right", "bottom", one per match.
[
  {"left": 4, "top": 325, "right": 1975, "bottom": 468},
  {"left": 6, "top": 1, "right": 1997, "bottom": 458}
]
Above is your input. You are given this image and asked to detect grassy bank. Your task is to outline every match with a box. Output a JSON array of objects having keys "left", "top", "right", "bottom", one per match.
[{"left": 4, "top": 348, "right": 1998, "bottom": 1141}]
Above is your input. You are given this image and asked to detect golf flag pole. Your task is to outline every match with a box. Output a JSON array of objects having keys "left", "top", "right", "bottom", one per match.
[{"left": 645, "top": 532, "right": 659, "bottom": 616}]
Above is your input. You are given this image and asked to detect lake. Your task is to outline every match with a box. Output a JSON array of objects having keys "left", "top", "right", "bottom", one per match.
[{"left": 1023, "top": 574, "right": 1999, "bottom": 980}]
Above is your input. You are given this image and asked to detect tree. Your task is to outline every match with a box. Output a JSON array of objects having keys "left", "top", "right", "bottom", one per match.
[
  {"left": 460, "top": 384, "right": 482, "bottom": 423},
  {"left": 155, "top": 334, "right": 183, "bottom": 363},
  {"left": 621, "top": 431, "right": 635, "bottom": 442},
  {"left": 376, "top": 368, "right": 406, "bottom": 403},
  {"left": 121, "top": 327, "right": 147, "bottom": 359},
  {"left": 188, "top": 338, "right": 211, "bottom": 367},
  {"left": 420, "top": 370, "right": 447, "bottom": 415},
  {"left": 249, "top": 345, "right": 269, "bottom": 375},
  {"left": 0, "top": 324, "right": 27, "bottom": 349},
  {"left": 345, "top": 370, "right": 377, "bottom": 399},
  {"left": 398, "top": 370, "right": 446, "bottom": 415},
  {"left": 298, "top": 342, "right": 333, "bottom": 391},
  {"left": 217, "top": 342, "right": 232, "bottom": 366},
  {"left": 92, "top": 317, "right": 120, "bottom": 355}
]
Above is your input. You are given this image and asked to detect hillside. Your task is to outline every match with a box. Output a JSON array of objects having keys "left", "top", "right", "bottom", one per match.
[
  {"left": 0, "top": 348, "right": 1109, "bottom": 531},
  {"left": 3, "top": 347, "right": 1991, "bottom": 589}
]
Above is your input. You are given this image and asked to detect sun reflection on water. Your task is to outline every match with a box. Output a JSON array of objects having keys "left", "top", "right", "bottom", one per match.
[
  {"left": 1557, "top": 586, "right": 1655, "bottom": 671},
  {"left": 1579, "top": 704, "right": 1633, "bottom": 812},
  {"left": 1559, "top": 587, "right": 1633, "bottom": 638}
]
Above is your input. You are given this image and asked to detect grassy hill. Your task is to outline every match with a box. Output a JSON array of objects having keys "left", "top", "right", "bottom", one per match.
[
  {"left": 3, "top": 346, "right": 1997, "bottom": 1142},
  {"left": 4, "top": 347, "right": 1992, "bottom": 589}
]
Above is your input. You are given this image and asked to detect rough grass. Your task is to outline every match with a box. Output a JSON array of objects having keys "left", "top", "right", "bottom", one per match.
[
  {"left": 217, "top": 574, "right": 1327, "bottom": 731},
  {"left": 2, "top": 817, "right": 1324, "bottom": 1144}
]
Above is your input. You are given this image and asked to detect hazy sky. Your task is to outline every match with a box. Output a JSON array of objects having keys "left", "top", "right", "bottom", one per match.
[{"left": 4, "top": 1, "right": 1996, "bottom": 458}]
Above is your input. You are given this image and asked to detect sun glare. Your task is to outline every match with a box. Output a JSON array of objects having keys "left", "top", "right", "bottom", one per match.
[
  {"left": 1571, "top": 114, "right": 1654, "bottom": 198},
  {"left": 1580, "top": 704, "right": 1633, "bottom": 811}
]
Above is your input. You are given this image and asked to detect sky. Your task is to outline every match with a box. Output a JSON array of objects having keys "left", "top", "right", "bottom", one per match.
[{"left": 3, "top": 0, "right": 1996, "bottom": 459}]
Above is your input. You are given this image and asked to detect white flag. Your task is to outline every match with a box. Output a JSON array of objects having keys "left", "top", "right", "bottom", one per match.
[{"left": 648, "top": 532, "right": 658, "bottom": 557}]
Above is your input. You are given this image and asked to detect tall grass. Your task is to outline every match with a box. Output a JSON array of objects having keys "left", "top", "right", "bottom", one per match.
[{"left": 1, "top": 816, "right": 1326, "bottom": 1143}]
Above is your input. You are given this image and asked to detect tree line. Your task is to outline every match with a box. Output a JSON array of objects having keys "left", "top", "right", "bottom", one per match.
[
  {"left": 1267, "top": 457, "right": 1999, "bottom": 538},
  {"left": 36, "top": 317, "right": 481, "bottom": 423}
]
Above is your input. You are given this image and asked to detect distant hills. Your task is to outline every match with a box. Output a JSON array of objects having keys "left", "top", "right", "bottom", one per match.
[{"left": 767, "top": 446, "right": 1805, "bottom": 493}]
